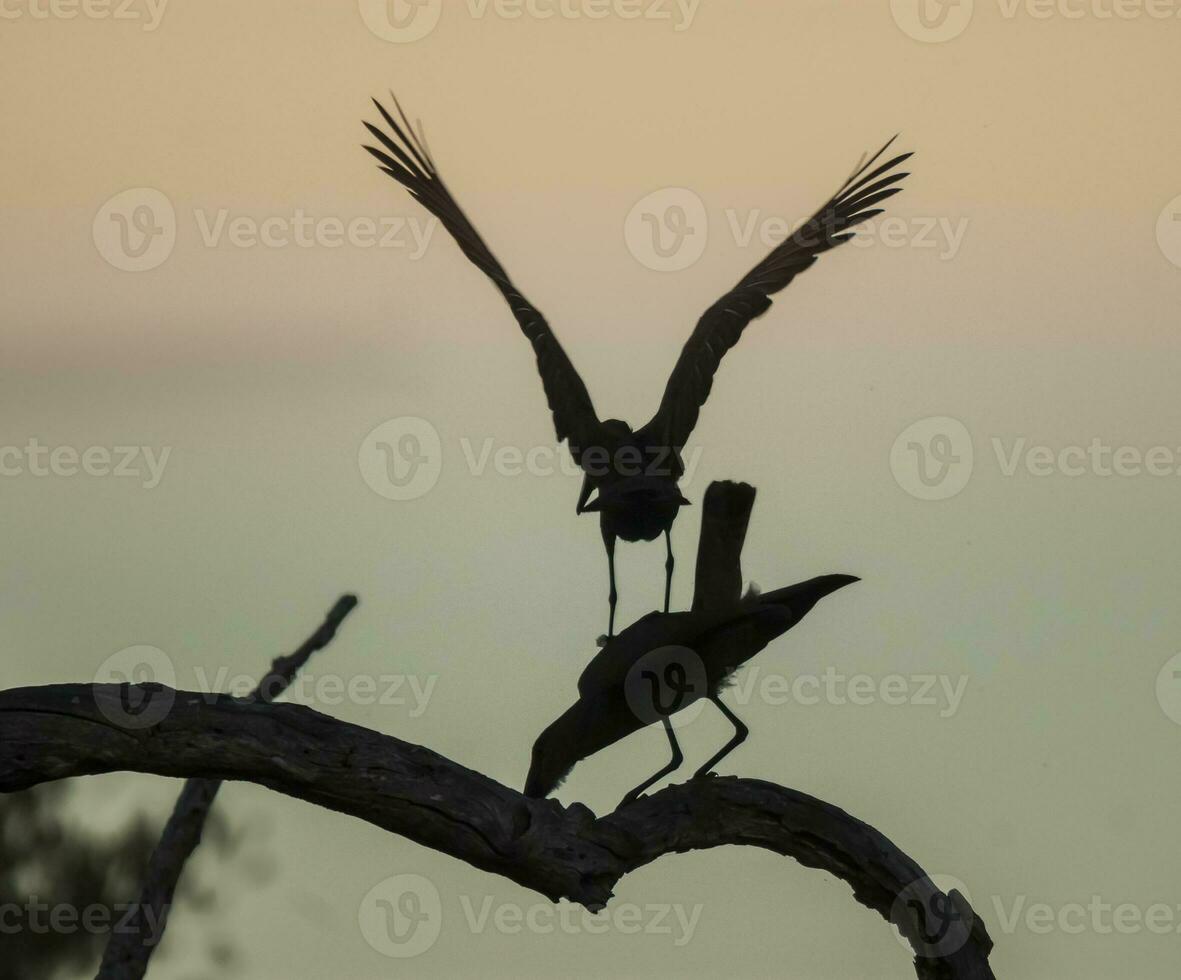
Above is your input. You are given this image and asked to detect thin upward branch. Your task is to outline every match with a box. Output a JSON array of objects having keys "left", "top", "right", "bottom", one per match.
[{"left": 94, "top": 595, "right": 359, "bottom": 980}]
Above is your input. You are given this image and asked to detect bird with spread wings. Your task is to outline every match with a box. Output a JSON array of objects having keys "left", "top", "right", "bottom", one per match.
[{"left": 362, "top": 95, "right": 911, "bottom": 641}]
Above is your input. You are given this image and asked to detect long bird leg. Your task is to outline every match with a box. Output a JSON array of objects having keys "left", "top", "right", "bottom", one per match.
[
  {"left": 692, "top": 695, "right": 749, "bottom": 778},
  {"left": 620, "top": 717, "right": 683, "bottom": 807},
  {"left": 663, "top": 529, "right": 674, "bottom": 614},
  {"left": 603, "top": 526, "right": 618, "bottom": 641}
]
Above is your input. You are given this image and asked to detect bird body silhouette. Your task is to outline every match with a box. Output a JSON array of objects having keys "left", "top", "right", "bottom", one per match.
[
  {"left": 363, "top": 95, "right": 909, "bottom": 637},
  {"left": 524, "top": 573, "right": 858, "bottom": 804}
]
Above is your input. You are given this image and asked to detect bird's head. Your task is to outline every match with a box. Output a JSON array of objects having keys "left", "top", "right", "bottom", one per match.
[
  {"left": 601, "top": 419, "right": 635, "bottom": 439},
  {"left": 524, "top": 693, "right": 641, "bottom": 799},
  {"left": 524, "top": 702, "right": 589, "bottom": 799}
]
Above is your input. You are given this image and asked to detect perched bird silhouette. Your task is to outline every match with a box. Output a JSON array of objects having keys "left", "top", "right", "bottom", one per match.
[
  {"left": 523, "top": 481, "right": 858, "bottom": 806},
  {"left": 362, "top": 95, "right": 908, "bottom": 639}
]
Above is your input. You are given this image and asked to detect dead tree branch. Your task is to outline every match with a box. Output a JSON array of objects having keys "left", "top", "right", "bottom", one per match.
[
  {"left": 0, "top": 682, "right": 993, "bottom": 979},
  {"left": 5, "top": 482, "right": 996, "bottom": 978}
]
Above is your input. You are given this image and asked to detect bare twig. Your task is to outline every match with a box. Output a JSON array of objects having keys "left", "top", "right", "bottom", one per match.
[{"left": 94, "top": 595, "right": 359, "bottom": 980}]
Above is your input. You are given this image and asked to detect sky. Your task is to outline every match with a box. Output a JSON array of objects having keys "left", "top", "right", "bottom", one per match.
[{"left": 4, "top": 0, "right": 1181, "bottom": 976}]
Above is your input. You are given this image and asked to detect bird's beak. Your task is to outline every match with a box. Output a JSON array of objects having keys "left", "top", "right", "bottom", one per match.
[
  {"left": 804, "top": 574, "right": 860, "bottom": 605},
  {"left": 810, "top": 574, "right": 860, "bottom": 598},
  {"left": 765, "top": 574, "right": 860, "bottom": 613}
]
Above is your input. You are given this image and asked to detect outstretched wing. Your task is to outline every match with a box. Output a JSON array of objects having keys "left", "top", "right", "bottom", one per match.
[
  {"left": 363, "top": 95, "right": 603, "bottom": 459},
  {"left": 639, "top": 139, "right": 912, "bottom": 452}
]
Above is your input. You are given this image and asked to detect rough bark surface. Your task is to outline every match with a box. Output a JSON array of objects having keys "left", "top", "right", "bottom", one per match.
[{"left": 0, "top": 683, "right": 994, "bottom": 979}]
